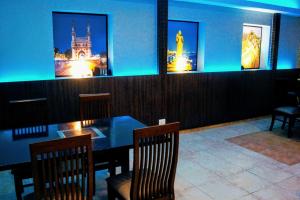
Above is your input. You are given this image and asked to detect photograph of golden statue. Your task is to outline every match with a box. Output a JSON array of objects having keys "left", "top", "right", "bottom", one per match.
[
  {"left": 241, "top": 26, "right": 262, "bottom": 69},
  {"left": 176, "top": 30, "right": 184, "bottom": 57},
  {"left": 167, "top": 30, "right": 193, "bottom": 72}
]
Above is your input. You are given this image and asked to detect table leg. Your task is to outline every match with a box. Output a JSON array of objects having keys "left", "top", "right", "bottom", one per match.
[
  {"left": 120, "top": 148, "right": 130, "bottom": 173},
  {"left": 13, "top": 173, "right": 23, "bottom": 200},
  {"left": 288, "top": 117, "right": 294, "bottom": 138}
]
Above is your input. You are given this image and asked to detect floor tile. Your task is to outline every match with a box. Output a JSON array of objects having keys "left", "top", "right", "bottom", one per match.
[
  {"left": 252, "top": 185, "right": 299, "bottom": 200},
  {"left": 276, "top": 176, "right": 300, "bottom": 198},
  {"left": 238, "top": 194, "right": 259, "bottom": 200},
  {"left": 198, "top": 177, "right": 248, "bottom": 200},
  {"left": 226, "top": 171, "right": 271, "bottom": 193},
  {"left": 177, "top": 163, "right": 222, "bottom": 186},
  {"left": 176, "top": 186, "right": 213, "bottom": 200},
  {"left": 248, "top": 164, "right": 293, "bottom": 183}
]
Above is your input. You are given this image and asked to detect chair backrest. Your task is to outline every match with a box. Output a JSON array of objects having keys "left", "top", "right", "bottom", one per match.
[
  {"left": 30, "top": 134, "right": 94, "bottom": 200},
  {"left": 9, "top": 98, "right": 48, "bottom": 139},
  {"left": 79, "top": 93, "right": 112, "bottom": 125},
  {"left": 131, "top": 122, "right": 180, "bottom": 200}
]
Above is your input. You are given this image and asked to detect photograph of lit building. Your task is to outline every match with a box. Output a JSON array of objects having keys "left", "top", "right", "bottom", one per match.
[{"left": 53, "top": 12, "right": 108, "bottom": 78}]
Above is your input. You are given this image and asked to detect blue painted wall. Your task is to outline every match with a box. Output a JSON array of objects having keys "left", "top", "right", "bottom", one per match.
[
  {"left": 1, "top": 0, "right": 299, "bottom": 82},
  {"left": 277, "top": 15, "right": 300, "bottom": 69},
  {"left": 0, "top": 0, "right": 157, "bottom": 82},
  {"left": 169, "top": 1, "right": 273, "bottom": 72}
]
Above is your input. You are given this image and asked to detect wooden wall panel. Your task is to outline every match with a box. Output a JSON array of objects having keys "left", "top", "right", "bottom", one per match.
[{"left": 0, "top": 69, "right": 299, "bottom": 130}]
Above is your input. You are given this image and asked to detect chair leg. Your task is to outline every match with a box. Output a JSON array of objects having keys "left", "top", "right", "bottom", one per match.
[
  {"left": 108, "top": 160, "right": 116, "bottom": 176},
  {"left": 13, "top": 175, "right": 23, "bottom": 200},
  {"left": 107, "top": 184, "right": 116, "bottom": 200},
  {"left": 93, "top": 169, "right": 96, "bottom": 195},
  {"left": 269, "top": 113, "right": 276, "bottom": 131},
  {"left": 288, "top": 117, "right": 294, "bottom": 138},
  {"left": 281, "top": 116, "right": 287, "bottom": 129},
  {"left": 120, "top": 149, "right": 130, "bottom": 173}
]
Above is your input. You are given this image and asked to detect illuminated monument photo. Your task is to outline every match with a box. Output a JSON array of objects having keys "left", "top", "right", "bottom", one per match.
[
  {"left": 168, "top": 20, "right": 198, "bottom": 72},
  {"left": 241, "top": 25, "right": 262, "bottom": 69},
  {"left": 53, "top": 12, "right": 108, "bottom": 78}
]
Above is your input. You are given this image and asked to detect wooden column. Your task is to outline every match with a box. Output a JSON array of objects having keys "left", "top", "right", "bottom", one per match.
[
  {"left": 157, "top": 0, "right": 168, "bottom": 74},
  {"left": 270, "top": 13, "right": 281, "bottom": 70}
]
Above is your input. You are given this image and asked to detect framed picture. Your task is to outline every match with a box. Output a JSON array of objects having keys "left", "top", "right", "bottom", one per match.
[
  {"left": 52, "top": 12, "right": 108, "bottom": 78},
  {"left": 168, "top": 20, "right": 199, "bottom": 73},
  {"left": 241, "top": 25, "right": 262, "bottom": 69}
]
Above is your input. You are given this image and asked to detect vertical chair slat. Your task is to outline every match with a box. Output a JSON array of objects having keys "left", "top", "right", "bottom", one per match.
[
  {"left": 53, "top": 151, "right": 60, "bottom": 199},
  {"left": 58, "top": 151, "right": 65, "bottom": 200},
  {"left": 41, "top": 154, "right": 47, "bottom": 199},
  {"left": 166, "top": 133, "right": 174, "bottom": 194},
  {"left": 154, "top": 138, "right": 161, "bottom": 196},
  {"left": 158, "top": 136, "right": 166, "bottom": 195},
  {"left": 75, "top": 147, "right": 80, "bottom": 200},
  {"left": 81, "top": 146, "right": 86, "bottom": 198},
  {"left": 65, "top": 150, "right": 70, "bottom": 197},
  {"left": 163, "top": 133, "right": 172, "bottom": 195},
  {"left": 47, "top": 152, "right": 54, "bottom": 199},
  {"left": 170, "top": 130, "right": 179, "bottom": 197},
  {"left": 70, "top": 148, "right": 75, "bottom": 200},
  {"left": 145, "top": 137, "right": 153, "bottom": 199},
  {"left": 137, "top": 138, "right": 144, "bottom": 199},
  {"left": 142, "top": 137, "right": 149, "bottom": 199}
]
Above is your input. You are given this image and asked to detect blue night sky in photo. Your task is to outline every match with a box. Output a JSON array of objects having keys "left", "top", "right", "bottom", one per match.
[
  {"left": 52, "top": 12, "right": 107, "bottom": 54},
  {"left": 168, "top": 20, "right": 198, "bottom": 53}
]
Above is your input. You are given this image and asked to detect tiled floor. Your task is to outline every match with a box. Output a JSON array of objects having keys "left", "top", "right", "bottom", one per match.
[{"left": 1, "top": 116, "right": 300, "bottom": 200}]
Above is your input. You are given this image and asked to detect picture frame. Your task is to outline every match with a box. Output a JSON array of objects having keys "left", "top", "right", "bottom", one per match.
[
  {"left": 241, "top": 25, "right": 262, "bottom": 70},
  {"left": 167, "top": 20, "right": 199, "bottom": 73},
  {"left": 52, "top": 12, "right": 108, "bottom": 78}
]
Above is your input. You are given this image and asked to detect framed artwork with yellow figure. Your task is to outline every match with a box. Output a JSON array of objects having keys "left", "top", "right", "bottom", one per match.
[
  {"left": 241, "top": 25, "right": 262, "bottom": 69},
  {"left": 168, "top": 20, "right": 199, "bottom": 73}
]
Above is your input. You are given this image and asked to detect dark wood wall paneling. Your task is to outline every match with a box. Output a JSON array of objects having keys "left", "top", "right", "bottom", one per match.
[{"left": 1, "top": 69, "right": 299, "bottom": 130}]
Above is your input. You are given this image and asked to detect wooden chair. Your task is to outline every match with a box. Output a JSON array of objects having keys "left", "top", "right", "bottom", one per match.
[
  {"left": 9, "top": 98, "right": 48, "bottom": 139},
  {"left": 79, "top": 93, "right": 116, "bottom": 192},
  {"left": 269, "top": 106, "right": 300, "bottom": 138},
  {"left": 9, "top": 98, "right": 48, "bottom": 200},
  {"left": 106, "top": 122, "right": 180, "bottom": 200},
  {"left": 79, "top": 93, "right": 112, "bottom": 123},
  {"left": 26, "top": 134, "right": 94, "bottom": 200}
]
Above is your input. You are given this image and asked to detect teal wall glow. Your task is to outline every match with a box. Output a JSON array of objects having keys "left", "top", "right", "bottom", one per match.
[
  {"left": 0, "top": 0, "right": 157, "bottom": 83},
  {"left": 173, "top": 0, "right": 300, "bottom": 16},
  {"left": 169, "top": 2, "right": 273, "bottom": 72},
  {"left": 247, "top": 0, "right": 299, "bottom": 9},
  {"left": 277, "top": 15, "right": 300, "bottom": 69}
]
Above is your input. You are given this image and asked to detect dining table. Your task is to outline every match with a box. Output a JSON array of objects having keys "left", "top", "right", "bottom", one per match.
[{"left": 0, "top": 115, "right": 146, "bottom": 173}]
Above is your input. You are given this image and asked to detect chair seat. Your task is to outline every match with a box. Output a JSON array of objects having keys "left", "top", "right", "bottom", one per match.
[
  {"left": 274, "top": 106, "right": 300, "bottom": 116},
  {"left": 106, "top": 172, "right": 132, "bottom": 200}
]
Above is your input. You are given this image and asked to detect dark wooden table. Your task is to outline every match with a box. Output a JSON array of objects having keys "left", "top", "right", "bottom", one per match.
[{"left": 0, "top": 115, "right": 146, "bottom": 172}]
